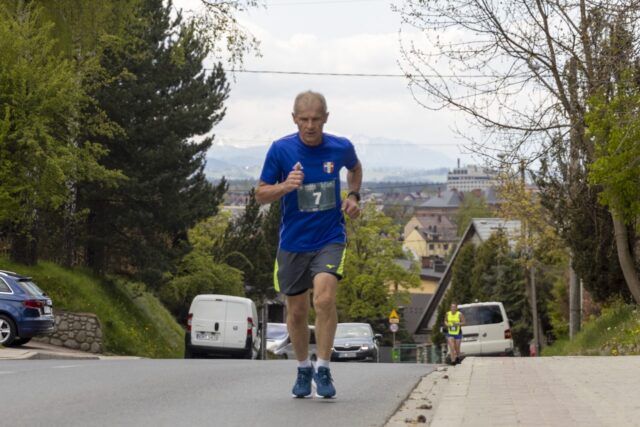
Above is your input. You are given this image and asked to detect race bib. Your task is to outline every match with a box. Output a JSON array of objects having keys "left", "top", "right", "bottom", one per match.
[{"left": 297, "top": 180, "right": 337, "bottom": 212}]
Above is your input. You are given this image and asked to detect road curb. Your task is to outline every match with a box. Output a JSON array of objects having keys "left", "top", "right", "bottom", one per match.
[{"left": 385, "top": 365, "right": 451, "bottom": 426}]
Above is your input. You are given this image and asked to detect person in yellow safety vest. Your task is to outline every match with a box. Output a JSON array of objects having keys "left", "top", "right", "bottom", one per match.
[{"left": 444, "top": 303, "right": 465, "bottom": 365}]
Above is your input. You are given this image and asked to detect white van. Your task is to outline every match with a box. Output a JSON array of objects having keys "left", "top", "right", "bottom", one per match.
[
  {"left": 185, "top": 295, "right": 260, "bottom": 359},
  {"left": 458, "top": 302, "right": 514, "bottom": 357}
]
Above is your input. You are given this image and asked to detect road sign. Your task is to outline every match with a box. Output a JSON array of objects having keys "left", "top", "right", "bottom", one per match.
[
  {"left": 389, "top": 309, "right": 400, "bottom": 324},
  {"left": 390, "top": 323, "right": 399, "bottom": 333}
]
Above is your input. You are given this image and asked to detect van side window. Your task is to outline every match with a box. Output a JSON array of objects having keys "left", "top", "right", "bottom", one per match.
[{"left": 479, "top": 305, "right": 503, "bottom": 324}]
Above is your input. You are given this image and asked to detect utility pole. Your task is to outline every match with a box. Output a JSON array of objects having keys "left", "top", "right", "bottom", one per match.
[
  {"left": 521, "top": 160, "right": 540, "bottom": 353},
  {"left": 569, "top": 257, "right": 581, "bottom": 338},
  {"left": 260, "top": 301, "right": 268, "bottom": 360},
  {"left": 567, "top": 57, "right": 582, "bottom": 339}
]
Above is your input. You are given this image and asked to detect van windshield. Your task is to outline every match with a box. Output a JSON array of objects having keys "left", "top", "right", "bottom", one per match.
[
  {"left": 459, "top": 305, "right": 504, "bottom": 326},
  {"left": 267, "top": 324, "right": 288, "bottom": 340}
]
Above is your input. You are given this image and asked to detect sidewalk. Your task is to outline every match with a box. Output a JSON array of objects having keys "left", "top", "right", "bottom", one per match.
[
  {"left": 0, "top": 341, "right": 138, "bottom": 360},
  {"left": 392, "top": 356, "right": 640, "bottom": 427}
]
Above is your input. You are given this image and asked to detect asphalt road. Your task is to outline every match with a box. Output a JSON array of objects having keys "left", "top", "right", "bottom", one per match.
[{"left": 1, "top": 359, "right": 434, "bottom": 427}]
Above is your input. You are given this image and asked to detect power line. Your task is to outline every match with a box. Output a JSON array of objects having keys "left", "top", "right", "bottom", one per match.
[
  {"left": 221, "top": 68, "right": 511, "bottom": 78},
  {"left": 268, "top": 0, "right": 389, "bottom": 5},
  {"left": 224, "top": 69, "right": 409, "bottom": 78}
]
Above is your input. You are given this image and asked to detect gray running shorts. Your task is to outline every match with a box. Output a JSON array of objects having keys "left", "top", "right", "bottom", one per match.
[{"left": 274, "top": 243, "right": 346, "bottom": 296}]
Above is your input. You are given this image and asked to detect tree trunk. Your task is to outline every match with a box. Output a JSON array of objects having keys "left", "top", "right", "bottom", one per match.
[{"left": 611, "top": 211, "right": 640, "bottom": 304}]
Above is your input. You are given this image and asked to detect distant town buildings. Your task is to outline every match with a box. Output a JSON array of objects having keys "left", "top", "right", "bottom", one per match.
[{"left": 446, "top": 161, "right": 498, "bottom": 192}]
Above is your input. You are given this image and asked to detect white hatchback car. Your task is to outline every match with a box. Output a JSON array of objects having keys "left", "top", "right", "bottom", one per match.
[{"left": 458, "top": 302, "right": 514, "bottom": 357}]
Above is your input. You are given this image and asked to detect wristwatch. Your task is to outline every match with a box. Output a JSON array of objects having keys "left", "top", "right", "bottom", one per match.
[{"left": 347, "top": 191, "right": 361, "bottom": 202}]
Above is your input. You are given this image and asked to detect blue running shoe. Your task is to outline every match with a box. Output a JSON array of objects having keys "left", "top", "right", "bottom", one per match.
[
  {"left": 313, "top": 366, "right": 336, "bottom": 398},
  {"left": 291, "top": 367, "right": 313, "bottom": 398}
]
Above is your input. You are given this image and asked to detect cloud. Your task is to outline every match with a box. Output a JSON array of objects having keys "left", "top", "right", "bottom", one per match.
[{"left": 175, "top": 0, "right": 476, "bottom": 163}]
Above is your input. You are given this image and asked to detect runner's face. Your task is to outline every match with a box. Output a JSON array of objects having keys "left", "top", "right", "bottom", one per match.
[
  {"left": 293, "top": 101, "right": 328, "bottom": 146},
  {"left": 451, "top": 304, "right": 457, "bottom": 312}
]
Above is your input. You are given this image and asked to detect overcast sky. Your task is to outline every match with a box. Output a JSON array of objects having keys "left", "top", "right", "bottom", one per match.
[{"left": 174, "top": 0, "right": 476, "bottom": 167}]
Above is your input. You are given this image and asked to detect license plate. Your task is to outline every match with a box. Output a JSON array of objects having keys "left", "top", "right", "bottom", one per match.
[
  {"left": 43, "top": 306, "right": 52, "bottom": 315},
  {"left": 196, "top": 332, "right": 218, "bottom": 341},
  {"left": 339, "top": 352, "right": 356, "bottom": 358}
]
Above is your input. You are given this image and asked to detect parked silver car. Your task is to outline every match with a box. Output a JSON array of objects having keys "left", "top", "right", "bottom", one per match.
[
  {"left": 331, "top": 323, "right": 381, "bottom": 362},
  {"left": 271, "top": 325, "right": 317, "bottom": 361}
]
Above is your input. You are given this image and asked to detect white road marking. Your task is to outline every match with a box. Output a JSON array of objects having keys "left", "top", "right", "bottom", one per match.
[
  {"left": 0, "top": 371, "right": 15, "bottom": 375},
  {"left": 51, "top": 365, "right": 83, "bottom": 369}
]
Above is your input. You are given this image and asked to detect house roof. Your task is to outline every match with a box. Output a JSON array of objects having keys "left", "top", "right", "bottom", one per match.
[
  {"left": 471, "top": 218, "right": 521, "bottom": 242},
  {"left": 395, "top": 259, "right": 446, "bottom": 281},
  {"left": 417, "top": 190, "right": 463, "bottom": 208},
  {"left": 403, "top": 293, "right": 433, "bottom": 335},
  {"left": 413, "top": 217, "right": 522, "bottom": 336}
]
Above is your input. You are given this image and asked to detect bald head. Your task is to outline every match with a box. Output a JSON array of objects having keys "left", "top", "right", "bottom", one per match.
[{"left": 293, "top": 91, "right": 328, "bottom": 115}]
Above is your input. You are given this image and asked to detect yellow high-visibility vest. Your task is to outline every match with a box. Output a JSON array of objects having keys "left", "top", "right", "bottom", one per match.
[{"left": 446, "top": 311, "right": 462, "bottom": 335}]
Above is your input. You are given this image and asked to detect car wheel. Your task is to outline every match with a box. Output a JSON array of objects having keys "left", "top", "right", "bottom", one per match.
[
  {"left": 0, "top": 315, "right": 17, "bottom": 347},
  {"left": 7, "top": 337, "right": 31, "bottom": 347}
]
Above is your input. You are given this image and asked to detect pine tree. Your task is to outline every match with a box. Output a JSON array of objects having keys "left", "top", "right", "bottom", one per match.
[{"left": 79, "top": 0, "right": 229, "bottom": 283}]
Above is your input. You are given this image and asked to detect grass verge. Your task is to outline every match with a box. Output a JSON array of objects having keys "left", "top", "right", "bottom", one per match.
[
  {"left": 543, "top": 301, "right": 640, "bottom": 356},
  {"left": 1, "top": 258, "right": 184, "bottom": 358}
]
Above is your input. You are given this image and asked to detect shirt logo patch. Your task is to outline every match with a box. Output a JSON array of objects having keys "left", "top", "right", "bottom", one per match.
[{"left": 323, "top": 161, "right": 334, "bottom": 174}]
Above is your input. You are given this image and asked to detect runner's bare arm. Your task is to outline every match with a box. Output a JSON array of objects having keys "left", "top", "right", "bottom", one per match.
[
  {"left": 342, "top": 161, "right": 363, "bottom": 218},
  {"left": 255, "top": 164, "right": 304, "bottom": 204},
  {"left": 346, "top": 161, "right": 363, "bottom": 196}
]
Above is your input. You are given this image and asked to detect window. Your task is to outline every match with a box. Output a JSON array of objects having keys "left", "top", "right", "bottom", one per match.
[
  {"left": 444, "top": 244, "right": 449, "bottom": 250},
  {"left": 428, "top": 244, "right": 435, "bottom": 250},
  {"left": 0, "top": 278, "right": 11, "bottom": 293},
  {"left": 459, "top": 305, "right": 504, "bottom": 326}
]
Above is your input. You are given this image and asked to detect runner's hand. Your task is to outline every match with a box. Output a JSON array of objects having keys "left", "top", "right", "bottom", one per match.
[
  {"left": 342, "top": 197, "right": 360, "bottom": 219},
  {"left": 282, "top": 162, "right": 304, "bottom": 193}
]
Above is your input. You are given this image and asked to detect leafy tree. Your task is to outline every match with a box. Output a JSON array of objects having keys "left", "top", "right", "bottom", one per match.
[
  {"left": 431, "top": 243, "right": 476, "bottom": 345},
  {"left": 192, "top": 0, "right": 261, "bottom": 69},
  {"left": 586, "top": 72, "right": 640, "bottom": 303},
  {"left": 453, "top": 192, "right": 494, "bottom": 237},
  {"left": 338, "top": 204, "right": 420, "bottom": 340},
  {"left": 160, "top": 211, "right": 244, "bottom": 321},
  {"left": 224, "top": 189, "right": 277, "bottom": 304},
  {"left": 398, "top": 0, "right": 640, "bottom": 303},
  {"left": 79, "top": 0, "right": 229, "bottom": 283},
  {"left": 0, "top": 3, "right": 119, "bottom": 264}
]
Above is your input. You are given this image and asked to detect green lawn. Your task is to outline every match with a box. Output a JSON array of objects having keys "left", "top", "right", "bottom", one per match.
[
  {"left": 543, "top": 301, "right": 640, "bottom": 356},
  {"left": 1, "top": 258, "right": 184, "bottom": 358}
]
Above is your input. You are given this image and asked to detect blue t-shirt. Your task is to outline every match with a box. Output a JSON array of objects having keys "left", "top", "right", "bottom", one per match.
[{"left": 259, "top": 132, "right": 359, "bottom": 252}]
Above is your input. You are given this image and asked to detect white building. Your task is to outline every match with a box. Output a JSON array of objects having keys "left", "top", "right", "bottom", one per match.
[{"left": 446, "top": 161, "right": 498, "bottom": 192}]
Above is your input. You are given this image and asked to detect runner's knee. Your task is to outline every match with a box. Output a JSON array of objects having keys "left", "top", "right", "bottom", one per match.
[{"left": 313, "top": 293, "right": 334, "bottom": 314}]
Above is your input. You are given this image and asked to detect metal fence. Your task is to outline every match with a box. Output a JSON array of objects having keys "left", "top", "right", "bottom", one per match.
[{"left": 380, "top": 344, "right": 447, "bottom": 364}]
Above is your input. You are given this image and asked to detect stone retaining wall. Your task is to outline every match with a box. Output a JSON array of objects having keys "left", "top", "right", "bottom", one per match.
[{"left": 34, "top": 310, "right": 103, "bottom": 353}]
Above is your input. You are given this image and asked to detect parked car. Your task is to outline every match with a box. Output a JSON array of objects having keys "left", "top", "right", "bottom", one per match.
[
  {"left": 266, "top": 322, "right": 289, "bottom": 354},
  {"left": 331, "top": 323, "right": 380, "bottom": 362},
  {"left": 457, "top": 302, "right": 514, "bottom": 357},
  {"left": 184, "top": 295, "right": 261, "bottom": 359},
  {"left": 272, "top": 325, "right": 317, "bottom": 361},
  {"left": 0, "top": 270, "right": 54, "bottom": 347}
]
